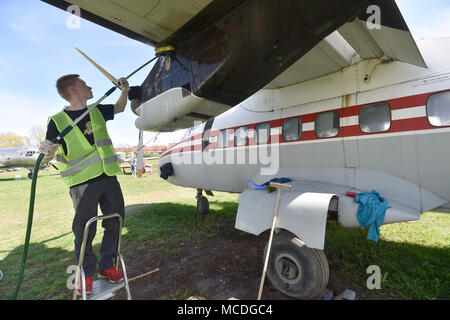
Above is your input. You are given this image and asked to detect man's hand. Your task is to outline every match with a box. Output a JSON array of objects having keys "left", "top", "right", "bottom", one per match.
[
  {"left": 39, "top": 140, "right": 59, "bottom": 160},
  {"left": 117, "top": 77, "right": 129, "bottom": 92},
  {"left": 114, "top": 77, "right": 130, "bottom": 114}
]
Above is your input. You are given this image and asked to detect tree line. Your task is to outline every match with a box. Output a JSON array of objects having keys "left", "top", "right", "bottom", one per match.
[{"left": 0, "top": 124, "right": 46, "bottom": 148}]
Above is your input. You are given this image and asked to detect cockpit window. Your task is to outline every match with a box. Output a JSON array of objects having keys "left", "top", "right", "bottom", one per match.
[
  {"left": 182, "top": 127, "right": 193, "bottom": 141},
  {"left": 181, "top": 122, "right": 204, "bottom": 141}
]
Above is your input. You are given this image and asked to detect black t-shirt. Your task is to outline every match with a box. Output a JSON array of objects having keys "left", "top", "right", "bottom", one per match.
[
  {"left": 45, "top": 104, "right": 115, "bottom": 188},
  {"left": 45, "top": 104, "right": 114, "bottom": 154}
]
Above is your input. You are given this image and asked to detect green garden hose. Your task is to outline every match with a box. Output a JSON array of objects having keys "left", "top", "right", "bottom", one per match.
[{"left": 12, "top": 153, "right": 45, "bottom": 299}]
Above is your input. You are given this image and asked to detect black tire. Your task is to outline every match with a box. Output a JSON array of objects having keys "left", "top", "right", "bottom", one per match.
[
  {"left": 28, "top": 172, "right": 33, "bottom": 179},
  {"left": 264, "top": 232, "right": 329, "bottom": 299},
  {"left": 197, "top": 196, "right": 209, "bottom": 215}
]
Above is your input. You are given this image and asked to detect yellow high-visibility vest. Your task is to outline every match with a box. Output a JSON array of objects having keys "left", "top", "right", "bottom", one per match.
[{"left": 50, "top": 106, "right": 120, "bottom": 187}]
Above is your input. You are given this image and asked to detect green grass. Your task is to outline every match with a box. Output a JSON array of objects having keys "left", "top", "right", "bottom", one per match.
[
  {"left": 0, "top": 166, "right": 449, "bottom": 300},
  {"left": 325, "top": 212, "right": 450, "bottom": 299},
  {"left": 0, "top": 165, "right": 238, "bottom": 300}
]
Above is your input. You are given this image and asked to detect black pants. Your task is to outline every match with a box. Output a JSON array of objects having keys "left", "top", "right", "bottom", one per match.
[{"left": 69, "top": 175, "right": 125, "bottom": 277}]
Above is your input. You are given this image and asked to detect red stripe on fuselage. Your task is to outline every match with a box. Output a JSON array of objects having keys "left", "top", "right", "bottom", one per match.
[{"left": 161, "top": 90, "right": 448, "bottom": 159}]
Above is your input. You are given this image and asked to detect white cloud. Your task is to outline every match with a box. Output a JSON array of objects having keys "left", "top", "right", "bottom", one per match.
[
  {"left": 9, "top": 16, "right": 44, "bottom": 44},
  {"left": 0, "top": 57, "right": 11, "bottom": 69},
  {"left": 411, "top": 7, "right": 450, "bottom": 39},
  {"left": 0, "top": 57, "right": 16, "bottom": 79},
  {"left": 0, "top": 90, "right": 52, "bottom": 136}
]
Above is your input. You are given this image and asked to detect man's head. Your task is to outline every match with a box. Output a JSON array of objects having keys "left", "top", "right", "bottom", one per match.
[{"left": 56, "top": 74, "right": 93, "bottom": 102}]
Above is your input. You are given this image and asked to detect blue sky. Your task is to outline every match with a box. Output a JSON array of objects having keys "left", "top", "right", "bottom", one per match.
[{"left": 0, "top": 0, "right": 449, "bottom": 147}]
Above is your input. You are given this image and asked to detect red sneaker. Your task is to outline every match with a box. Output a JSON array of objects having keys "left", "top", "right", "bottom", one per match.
[
  {"left": 98, "top": 267, "right": 124, "bottom": 283},
  {"left": 77, "top": 276, "right": 93, "bottom": 296}
]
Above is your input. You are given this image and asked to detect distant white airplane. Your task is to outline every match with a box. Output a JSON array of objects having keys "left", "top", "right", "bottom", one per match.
[{"left": 0, "top": 146, "right": 56, "bottom": 179}]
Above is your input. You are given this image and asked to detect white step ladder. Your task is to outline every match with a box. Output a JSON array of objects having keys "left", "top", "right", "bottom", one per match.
[{"left": 72, "top": 214, "right": 131, "bottom": 300}]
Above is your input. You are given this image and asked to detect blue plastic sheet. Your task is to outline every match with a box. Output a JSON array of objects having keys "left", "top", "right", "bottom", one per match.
[
  {"left": 246, "top": 178, "right": 292, "bottom": 190},
  {"left": 246, "top": 180, "right": 266, "bottom": 190},
  {"left": 355, "top": 191, "right": 390, "bottom": 243}
]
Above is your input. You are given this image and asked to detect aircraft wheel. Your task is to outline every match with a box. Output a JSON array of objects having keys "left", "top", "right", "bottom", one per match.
[
  {"left": 263, "top": 232, "right": 329, "bottom": 300},
  {"left": 197, "top": 196, "right": 209, "bottom": 215},
  {"left": 28, "top": 172, "right": 33, "bottom": 179}
]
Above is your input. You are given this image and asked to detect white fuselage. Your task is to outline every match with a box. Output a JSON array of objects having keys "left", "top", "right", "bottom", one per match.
[
  {"left": 159, "top": 37, "right": 450, "bottom": 213},
  {"left": 0, "top": 147, "right": 40, "bottom": 169}
]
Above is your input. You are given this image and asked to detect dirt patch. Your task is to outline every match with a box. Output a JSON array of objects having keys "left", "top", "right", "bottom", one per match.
[{"left": 113, "top": 227, "right": 387, "bottom": 300}]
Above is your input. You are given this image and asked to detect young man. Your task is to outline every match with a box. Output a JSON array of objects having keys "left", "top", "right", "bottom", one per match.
[{"left": 40, "top": 74, "right": 129, "bottom": 295}]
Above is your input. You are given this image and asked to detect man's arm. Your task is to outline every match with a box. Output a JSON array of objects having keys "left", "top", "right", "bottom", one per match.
[
  {"left": 114, "top": 78, "right": 130, "bottom": 114},
  {"left": 39, "top": 140, "right": 59, "bottom": 164},
  {"left": 40, "top": 120, "right": 60, "bottom": 163}
]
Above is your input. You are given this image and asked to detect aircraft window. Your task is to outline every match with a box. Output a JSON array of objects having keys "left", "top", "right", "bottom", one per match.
[
  {"left": 282, "top": 117, "right": 302, "bottom": 141},
  {"left": 255, "top": 122, "right": 270, "bottom": 144},
  {"left": 234, "top": 126, "right": 248, "bottom": 146},
  {"left": 182, "top": 127, "right": 193, "bottom": 141},
  {"left": 218, "top": 129, "right": 229, "bottom": 148},
  {"left": 315, "top": 111, "right": 339, "bottom": 138},
  {"left": 192, "top": 122, "right": 204, "bottom": 136},
  {"left": 427, "top": 90, "right": 450, "bottom": 127},
  {"left": 359, "top": 103, "right": 391, "bottom": 133}
]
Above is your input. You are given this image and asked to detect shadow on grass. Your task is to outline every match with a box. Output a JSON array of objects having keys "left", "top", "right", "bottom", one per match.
[
  {"left": 121, "top": 200, "right": 239, "bottom": 246},
  {"left": 0, "top": 176, "right": 30, "bottom": 182},
  {"left": 125, "top": 201, "right": 449, "bottom": 300},
  {"left": 0, "top": 172, "right": 60, "bottom": 182},
  {"left": 4, "top": 199, "right": 447, "bottom": 300},
  {"left": 0, "top": 232, "right": 73, "bottom": 300},
  {"left": 0, "top": 199, "right": 239, "bottom": 300},
  {"left": 324, "top": 221, "right": 450, "bottom": 299}
]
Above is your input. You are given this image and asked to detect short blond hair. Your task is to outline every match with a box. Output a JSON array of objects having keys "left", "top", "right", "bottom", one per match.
[{"left": 56, "top": 74, "right": 80, "bottom": 101}]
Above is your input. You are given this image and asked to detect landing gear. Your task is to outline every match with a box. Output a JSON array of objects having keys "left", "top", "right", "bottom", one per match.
[
  {"left": 196, "top": 189, "right": 209, "bottom": 215},
  {"left": 263, "top": 232, "right": 329, "bottom": 300},
  {"left": 27, "top": 169, "right": 33, "bottom": 179}
]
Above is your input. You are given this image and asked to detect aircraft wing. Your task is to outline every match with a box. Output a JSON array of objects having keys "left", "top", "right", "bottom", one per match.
[
  {"left": 41, "top": 0, "right": 221, "bottom": 46},
  {"left": 42, "top": 0, "right": 426, "bottom": 131},
  {"left": 266, "top": 0, "right": 426, "bottom": 89}
]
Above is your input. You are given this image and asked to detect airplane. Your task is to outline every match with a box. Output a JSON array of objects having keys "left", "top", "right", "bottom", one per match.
[
  {"left": 0, "top": 146, "right": 57, "bottom": 179},
  {"left": 42, "top": 0, "right": 450, "bottom": 299}
]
